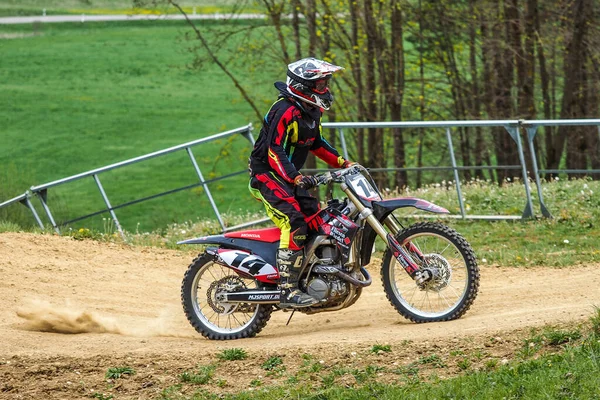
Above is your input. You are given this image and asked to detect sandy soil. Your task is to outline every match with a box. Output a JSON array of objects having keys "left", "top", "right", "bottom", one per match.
[{"left": 1, "top": 232, "right": 599, "bottom": 399}]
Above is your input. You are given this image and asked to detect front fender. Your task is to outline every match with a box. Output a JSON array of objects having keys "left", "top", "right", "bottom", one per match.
[
  {"left": 360, "top": 197, "right": 449, "bottom": 266},
  {"left": 371, "top": 197, "right": 449, "bottom": 220}
]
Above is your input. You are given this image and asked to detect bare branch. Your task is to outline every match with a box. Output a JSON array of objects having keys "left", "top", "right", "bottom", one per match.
[{"left": 168, "top": 0, "right": 263, "bottom": 121}]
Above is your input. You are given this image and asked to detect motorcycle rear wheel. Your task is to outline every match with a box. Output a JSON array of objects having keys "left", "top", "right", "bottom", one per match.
[
  {"left": 381, "top": 222, "right": 479, "bottom": 323},
  {"left": 181, "top": 253, "right": 273, "bottom": 340}
]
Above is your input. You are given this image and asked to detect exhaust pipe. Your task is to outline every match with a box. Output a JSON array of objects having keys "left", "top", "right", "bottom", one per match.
[{"left": 313, "top": 266, "right": 372, "bottom": 288}]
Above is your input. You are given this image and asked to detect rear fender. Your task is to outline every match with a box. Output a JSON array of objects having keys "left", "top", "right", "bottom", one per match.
[
  {"left": 178, "top": 234, "right": 236, "bottom": 247},
  {"left": 178, "top": 234, "right": 279, "bottom": 268},
  {"left": 360, "top": 197, "right": 449, "bottom": 266}
]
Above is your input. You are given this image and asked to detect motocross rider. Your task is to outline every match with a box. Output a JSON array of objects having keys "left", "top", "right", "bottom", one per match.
[{"left": 248, "top": 57, "right": 355, "bottom": 309}]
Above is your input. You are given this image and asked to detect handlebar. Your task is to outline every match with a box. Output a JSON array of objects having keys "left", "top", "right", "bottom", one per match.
[
  {"left": 296, "top": 164, "right": 366, "bottom": 190},
  {"left": 315, "top": 164, "right": 363, "bottom": 186},
  {"left": 296, "top": 163, "right": 381, "bottom": 201}
]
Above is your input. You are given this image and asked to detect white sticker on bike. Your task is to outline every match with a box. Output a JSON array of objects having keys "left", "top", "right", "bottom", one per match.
[
  {"left": 348, "top": 175, "right": 381, "bottom": 201},
  {"left": 218, "top": 250, "right": 277, "bottom": 276}
]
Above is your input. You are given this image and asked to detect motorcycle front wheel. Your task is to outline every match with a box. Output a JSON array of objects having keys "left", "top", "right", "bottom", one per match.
[
  {"left": 181, "top": 253, "right": 273, "bottom": 340},
  {"left": 381, "top": 222, "right": 479, "bottom": 323}
]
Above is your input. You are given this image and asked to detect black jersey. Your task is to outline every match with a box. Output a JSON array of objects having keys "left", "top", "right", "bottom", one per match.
[{"left": 249, "top": 83, "right": 344, "bottom": 183}]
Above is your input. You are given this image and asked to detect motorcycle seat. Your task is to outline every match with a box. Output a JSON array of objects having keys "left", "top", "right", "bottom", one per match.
[{"left": 224, "top": 227, "right": 281, "bottom": 243}]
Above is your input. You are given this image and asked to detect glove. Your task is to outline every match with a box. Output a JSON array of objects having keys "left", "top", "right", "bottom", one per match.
[
  {"left": 294, "top": 174, "right": 319, "bottom": 190},
  {"left": 342, "top": 160, "right": 357, "bottom": 168}
]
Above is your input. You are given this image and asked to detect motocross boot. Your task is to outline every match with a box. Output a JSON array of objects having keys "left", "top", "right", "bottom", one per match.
[{"left": 277, "top": 248, "right": 319, "bottom": 308}]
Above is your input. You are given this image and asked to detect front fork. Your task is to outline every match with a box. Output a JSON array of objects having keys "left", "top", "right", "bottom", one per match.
[
  {"left": 343, "top": 187, "right": 430, "bottom": 284},
  {"left": 383, "top": 215, "right": 425, "bottom": 261}
]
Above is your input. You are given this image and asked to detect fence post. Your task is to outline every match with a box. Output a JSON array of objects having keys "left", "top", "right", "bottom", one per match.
[
  {"left": 338, "top": 128, "right": 350, "bottom": 160},
  {"left": 23, "top": 192, "right": 45, "bottom": 230},
  {"left": 186, "top": 147, "right": 226, "bottom": 232},
  {"left": 505, "top": 124, "right": 534, "bottom": 219},
  {"left": 445, "top": 127, "right": 466, "bottom": 219},
  {"left": 93, "top": 174, "right": 124, "bottom": 238},
  {"left": 242, "top": 123, "right": 255, "bottom": 145},
  {"left": 525, "top": 126, "right": 552, "bottom": 218},
  {"left": 35, "top": 189, "right": 60, "bottom": 234}
]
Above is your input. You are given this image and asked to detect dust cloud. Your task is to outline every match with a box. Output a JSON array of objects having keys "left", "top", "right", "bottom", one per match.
[
  {"left": 17, "top": 299, "right": 123, "bottom": 334},
  {"left": 16, "top": 299, "right": 194, "bottom": 338}
]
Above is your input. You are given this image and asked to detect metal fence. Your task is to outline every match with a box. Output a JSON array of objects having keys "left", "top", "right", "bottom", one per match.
[
  {"left": 324, "top": 119, "right": 600, "bottom": 220},
  {"left": 521, "top": 119, "right": 600, "bottom": 218},
  {"left": 0, "top": 124, "right": 261, "bottom": 238},
  {"left": 1, "top": 119, "right": 599, "bottom": 237},
  {"left": 323, "top": 119, "right": 529, "bottom": 220}
]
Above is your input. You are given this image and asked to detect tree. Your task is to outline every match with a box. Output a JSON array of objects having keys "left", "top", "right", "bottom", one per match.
[
  {"left": 554, "top": 0, "right": 598, "bottom": 178},
  {"left": 158, "top": 0, "right": 600, "bottom": 188}
]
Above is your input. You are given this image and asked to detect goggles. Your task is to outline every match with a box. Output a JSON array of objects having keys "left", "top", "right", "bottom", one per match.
[{"left": 313, "top": 77, "right": 331, "bottom": 94}]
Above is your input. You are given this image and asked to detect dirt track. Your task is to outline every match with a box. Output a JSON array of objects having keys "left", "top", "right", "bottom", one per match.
[{"left": 1, "top": 232, "right": 599, "bottom": 399}]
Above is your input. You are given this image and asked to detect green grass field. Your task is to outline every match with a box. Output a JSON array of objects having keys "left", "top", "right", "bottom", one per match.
[
  {"left": 0, "top": 0, "right": 247, "bottom": 16},
  {"left": 1, "top": 12, "right": 535, "bottom": 234},
  {"left": 0, "top": 18, "right": 282, "bottom": 231},
  {"left": 0, "top": 16, "right": 450, "bottom": 233}
]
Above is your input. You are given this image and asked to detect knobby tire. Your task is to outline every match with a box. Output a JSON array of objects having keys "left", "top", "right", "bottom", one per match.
[
  {"left": 181, "top": 253, "right": 273, "bottom": 340},
  {"left": 381, "top": 222, "right": 480, "bottom": 323}
]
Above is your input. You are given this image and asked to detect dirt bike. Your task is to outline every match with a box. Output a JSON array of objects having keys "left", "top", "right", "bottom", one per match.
[{"left": 178, "top": 164, "right": 479, "bottom": 340}]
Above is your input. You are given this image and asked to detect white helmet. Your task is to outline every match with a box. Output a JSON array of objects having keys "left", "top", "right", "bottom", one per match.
[{"left": 285, "top": 58, "right": 344, "bottom": 110}]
